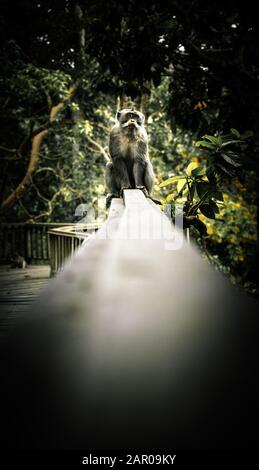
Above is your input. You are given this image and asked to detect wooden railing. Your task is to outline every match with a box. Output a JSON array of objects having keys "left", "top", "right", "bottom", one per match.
[
  {"left": 0, "top": 223, "right": 67, "bottom": 264},
  {"left": 48, "top": 223, "right": 101, "bottom": 275},
  {"left": 0, "top": 223, "right": 101, "bottom": 275}
]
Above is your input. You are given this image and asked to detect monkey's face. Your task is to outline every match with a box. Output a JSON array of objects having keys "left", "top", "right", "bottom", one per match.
[{"left": 117, "top": 109, "right": 145, "bottom": 137}]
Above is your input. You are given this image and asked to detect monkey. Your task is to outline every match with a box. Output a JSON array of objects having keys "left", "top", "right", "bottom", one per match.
[
  {"left": 10, "top": 252, "right": 27, "bottom": 269},
  {"left": 105, "top": 108, "right": 155, "bottom": 206}
]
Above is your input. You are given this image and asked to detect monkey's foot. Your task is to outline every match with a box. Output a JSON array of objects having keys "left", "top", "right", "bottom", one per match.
[
  {"left": 106, "top": 193, "right": 119, "bottom": 208},
  {"left": 136, "top": 186, "right": 149, "bottom": 197}
]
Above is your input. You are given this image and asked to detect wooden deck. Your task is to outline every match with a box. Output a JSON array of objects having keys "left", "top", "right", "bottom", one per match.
[{"left": 0, "top": 265, "right": 50, "bottom": 337}]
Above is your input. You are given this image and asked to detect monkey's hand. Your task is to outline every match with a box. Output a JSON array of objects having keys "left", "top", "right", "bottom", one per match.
[{"left": 136, "top": 185, "right": 149, "bottom": 197}]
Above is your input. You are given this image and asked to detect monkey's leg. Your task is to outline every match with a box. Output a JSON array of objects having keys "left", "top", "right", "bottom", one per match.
[
  {"left": 113, "top": 158, "right": 132, "bottom": 195},
  {"left": 105, "top": 162, "right": 120, "bottom": 208},
  {"left": 105, "top": 162, "right": 119, "bottom": 197},
  {"left": 133, "top": 160, "right": 149, "bottom": 196}
]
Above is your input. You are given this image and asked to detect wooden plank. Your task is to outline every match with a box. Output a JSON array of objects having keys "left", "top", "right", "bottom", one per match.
[
  {"left": 26, "top": 226, "right": 32, "bottom": 259},
  {"left": 0, "top": 263, "right": 50, "bottom": 338},
  {"left": 0, "top": 266, "right": 50, "bottom": 281},
  {"left": 0, "top": 289, "right": 48, "bottom": 296}
]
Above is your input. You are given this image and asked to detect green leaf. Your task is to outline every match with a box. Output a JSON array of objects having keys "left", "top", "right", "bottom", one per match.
[
  {"left": 221, "top": 153, "right": 241, "bottom": 167},
  {"left": 202, "top": 134, "right": 220, "bottom": 145},
  {"left": 189, "top": 182, "right": 196, "bottom": 201},
  {"left": 206, "top": 166, "right": 216, "bottom": 184},
  {"left": 230, "top": 128, "right": 240, "bottom": 138},
  {"left": 196, "top": 182, "right": 210, "bottom": 199},
  {"left": 211, "top": 191, "right": 224, "bottom": 202},
  {"left": 196, "top": 140, "right": 216, "bottom": 149},
  {"left": 165, "top": 193, "right": 175, "bottom": 203},
  {"left": 216, "top": 163, "right": 236, "bottom": 177},
  {"left": 191, "top": 166, "right": 205, "bottom": 177},
  {"left": 177, "top": 179, "right": 187, "bottom": 193},
  {"left": 192, "top": 218, "right": 207, "bottom": 236},
  {"left": 221, "top": 140, "right": 242, "bottom": 147},
  {"left": 199, "top": 203, "right": 215, "bottom": 219},
  {"left": 209, "top": 199, "right": 220, "bottom": 213},
  {"left": 160, "top": 176, "right": 185, "bottom": 187},
  {"left": 186, "top": 162, "right": 199, "bottom": 176}
]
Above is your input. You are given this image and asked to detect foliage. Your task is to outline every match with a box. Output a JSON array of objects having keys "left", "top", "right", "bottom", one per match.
[
  {"left": 0, "top": 0, "right": 258, "bottom": 293},
  {"left": 197, "top": 191, "right": 257, "bottom": 295},
  {"left": 161, "top": 160, "right": 219, "bottom": 235},
  {"left": 0, "top": 39, "right": 113, "bottom": 222},
  {"left": 160, "top": 127, "right": 258, "bottom": 293}
]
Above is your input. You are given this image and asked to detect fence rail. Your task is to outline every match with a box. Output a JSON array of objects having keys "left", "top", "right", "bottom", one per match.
[
  {"left": 0, "top": 223, "right": 101, "bottom": 274},
  {"left": 48, "top": 223, "right": 101, "bottom": 275},
  {"left": 0, "top": 223, "right": 64, "bottom": 264}
]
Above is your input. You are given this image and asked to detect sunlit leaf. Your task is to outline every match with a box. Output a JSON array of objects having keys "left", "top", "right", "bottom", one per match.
[
  {"left": 165, "top": 193, "right": 175, "bottom": 203},
  {"left": 186, "top": 161, "right": 199, "bottom": 176},
  {"left": 159, "top": 176, "right": 185, "bottom": 187},
  {"left": 177, "top": 179, "right": 187, "bottom": 193}
]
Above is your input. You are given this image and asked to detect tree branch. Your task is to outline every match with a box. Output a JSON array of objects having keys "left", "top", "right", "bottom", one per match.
[
  {"left": 0, "top": 80, "right": 80, "bottom": 212},
  {"left": 85, "top": 135, "right": 110, "bottom": 162}
]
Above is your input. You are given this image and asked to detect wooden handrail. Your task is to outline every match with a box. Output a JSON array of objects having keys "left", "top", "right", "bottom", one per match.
[
  {"left": 0, "top": 222, "right": 101, "bottom": 268},
  {"left": 48, "top": 222, "right": 101, "bottom": 275},
  {"left": 0, "top": 222, "right": 61, "bottom": 264}
]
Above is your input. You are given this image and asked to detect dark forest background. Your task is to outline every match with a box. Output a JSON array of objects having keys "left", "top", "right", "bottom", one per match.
[{"left": 0, "top": 0, "right": 259, "bottom": 294}]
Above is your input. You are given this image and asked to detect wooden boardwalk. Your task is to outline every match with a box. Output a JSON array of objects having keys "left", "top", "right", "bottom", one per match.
[{"left": 0, "top": 265, "right": 50, "bottom": 337}]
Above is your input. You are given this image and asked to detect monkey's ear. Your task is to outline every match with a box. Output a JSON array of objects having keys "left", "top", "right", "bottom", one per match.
[{"left": 116, "top": 110, "right": 122, "bottom": 121}]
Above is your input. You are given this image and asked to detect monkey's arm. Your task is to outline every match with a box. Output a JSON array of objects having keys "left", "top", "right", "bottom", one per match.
[
  {"left": 109, "top": 127, "right": 124, "bottom": 161},
  {"left": 109, "top": 132, "right": 131, "bottom": 193}
]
